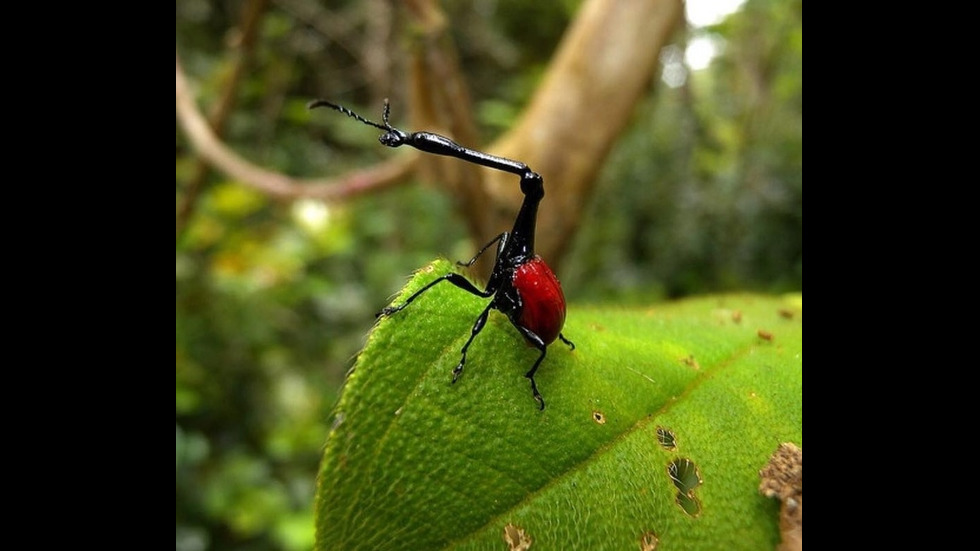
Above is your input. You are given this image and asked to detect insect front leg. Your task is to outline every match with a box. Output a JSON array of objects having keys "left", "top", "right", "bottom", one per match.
[
  {"left": 379, "top": 273, "right": 492, "bottom": 317},
  {"left": 456, "top": 232, "right": 509, "bottom": 268}
]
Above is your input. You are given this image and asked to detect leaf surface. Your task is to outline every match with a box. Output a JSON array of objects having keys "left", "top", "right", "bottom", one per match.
[{"left": 315, "top": 260, "right": 802, "bottom": 550}]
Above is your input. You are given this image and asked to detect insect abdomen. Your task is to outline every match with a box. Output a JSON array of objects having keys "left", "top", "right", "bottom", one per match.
[{"left": 512, "top": 257, "right": 566, "bottom": 345}]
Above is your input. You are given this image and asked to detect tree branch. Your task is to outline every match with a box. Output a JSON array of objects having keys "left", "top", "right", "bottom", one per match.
[
  {"left": 486, "top": 0, "right": 685, "bottom": 271},
  {"left": 397, "top": 0, "right": 684, "bottom": 272},
  {"left": 176, "top": 0, "right": 269, "bottom": 238},
  {"left": 402, "top": 0, "right": 496, "bottom": 275},
  {"left": 175, "top": 51, "right": 417, "bottom": 203}
]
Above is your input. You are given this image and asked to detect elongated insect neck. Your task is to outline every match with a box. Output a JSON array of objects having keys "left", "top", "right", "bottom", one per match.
[
  {"left": 462, "top": 149, "right": 528, "bottom": 176},
  {"left": 507, "top": 174, "right": 544, "bottom": 258},
  {"left": 405, "top": 132, "right": 529, "bottom": 176}
]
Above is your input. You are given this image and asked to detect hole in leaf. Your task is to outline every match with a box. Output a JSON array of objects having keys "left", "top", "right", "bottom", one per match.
[
  {"left": 668, "top": 458, "right": 702, "bottom": 516},
  {"left": 503, "top": 523, "right": 532, "bottom": 551},
  {"left": 593, "top": 411, "right": 606, "bottom": 424},
  {"left": 640, "top": 530, "right": 659, "bottom": 550},
  {"left": 656, "top": 427, "right": 676, "bottom": 450},
  {"left": 675, "top": 492, "right": 700, "bottom": 517}
]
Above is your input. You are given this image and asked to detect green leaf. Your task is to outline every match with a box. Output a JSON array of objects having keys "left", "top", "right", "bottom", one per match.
[{"left": 315, "top": 260, "right": 802, "bottom": 550}]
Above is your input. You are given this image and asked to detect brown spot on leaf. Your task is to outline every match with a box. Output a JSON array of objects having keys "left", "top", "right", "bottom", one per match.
[
  {"left": 778, "top": 308, "right": 795, "bottom": 319},
  {"left": 759, "top": 443, "right": 802, "bottom": 551},
  {"left": 503, "top": 523, "right": 532, "bottom": 551},
  {"left": 757, "top": 329, "right": 773, "bottom": 341},
  {"left": 680, "top": 354, "right": 700, "bottom": 370},
  {"left": 639, "top": 530, "right": 659, "bottom": 550},
  {"left": 732, "top": 310, "right": 743, "bottom": 323}
]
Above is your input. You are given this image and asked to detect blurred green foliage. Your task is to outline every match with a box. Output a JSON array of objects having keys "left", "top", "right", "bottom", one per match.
[{"left": 176, "top": 1, "right": 801, "bottom": 549}]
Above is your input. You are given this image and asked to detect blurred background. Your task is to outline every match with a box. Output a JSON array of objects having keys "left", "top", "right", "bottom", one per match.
[{"left": 176, "top": 0, "right": 801, "bottom": 549}]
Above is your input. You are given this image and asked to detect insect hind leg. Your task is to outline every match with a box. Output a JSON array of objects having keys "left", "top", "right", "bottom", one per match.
[
  {"left": 559, "top": 333, "right": 575, "bottom": 350},
  {"left": 515, "top": 326, "right": 549, "bottom": 410}
]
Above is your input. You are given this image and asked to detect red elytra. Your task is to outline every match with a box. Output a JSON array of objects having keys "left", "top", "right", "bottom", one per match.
[{"left": 513, "top": 257, "right": 566, "bottom": 346}]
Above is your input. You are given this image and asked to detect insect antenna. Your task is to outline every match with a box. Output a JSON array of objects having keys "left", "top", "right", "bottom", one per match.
[{"left": 308, "top": 99, "right": 391, "bottom": 132}]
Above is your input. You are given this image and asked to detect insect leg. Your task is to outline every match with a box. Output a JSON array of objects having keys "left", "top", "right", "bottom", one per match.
[
  {"left": 559, "top": 333, "right": 575, "bottom": 351},
  {"left": 379, "top": 273, "right": 491, "bottom": 317},
  {"left": 515, "top": 326, "right": 549, "bottom": 410},
  {"left": 452, "top": 301, "right": 495, "bottom": 384},
  {"left": 456, "top": 233, "right": 508, "bottom": 268}
]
